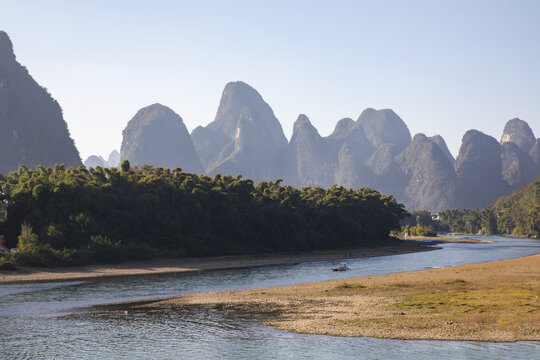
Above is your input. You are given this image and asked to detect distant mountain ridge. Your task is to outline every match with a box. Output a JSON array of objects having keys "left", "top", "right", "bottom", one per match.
[
  {"left": 1, "top": 30, "right": 536, "bottom": 212},
  {"left": 83, "top": 150, "right": 120, "bottom": 168},
  {"left": 118, "top": 81, "right": 539, "bottom": 212}
]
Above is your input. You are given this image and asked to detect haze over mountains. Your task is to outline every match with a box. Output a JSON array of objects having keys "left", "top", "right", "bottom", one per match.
[
  {"left": 1, "top": 30, "right": 538, "bottom": 212},
  {"left": 117, "top": 81, "right": 539, "bottom": 212},
  {"left": 83, "top": 150, "right": 120, "bottom": 168}
]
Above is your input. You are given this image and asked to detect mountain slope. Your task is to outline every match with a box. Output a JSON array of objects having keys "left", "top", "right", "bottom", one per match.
[
  {"left": 500, "top": 118, "right": 536, "bottom": 152},
  {"left": 283, "top": 114, "right": 337, "bottom": 187},
  {"left": 0, "top": 30, "right": 81, "bottom": 173},
  {"left": 357, "top": 108, "right": 411, "bottom": 153},
  {"left": 210, "top": 107, "right": 280, "bottom": 180},
  {"left": 192, "top": 81, "right": 287, "bottom": 173},
  {"left": 192, "top": 82, "right": 287, "bottom": 181},
  {"left": 429, "top": 135, "right": 455, "bottom": 165},
  {"left": 120, "top": 103, "right": 203, "bottom": 172},
  {"left": 395, "top": 134, "right": 457, "bottom": 212},
  {"left": 455, "top": 130, "right": 509, "bottom": 209},
  {"left": 501, "top": 142, "right": 538, "bottom": 187}
]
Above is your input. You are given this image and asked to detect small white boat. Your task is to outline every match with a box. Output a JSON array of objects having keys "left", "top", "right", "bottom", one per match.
[{"left": 332, "top": 264, "right": 350, "bottom": 272}]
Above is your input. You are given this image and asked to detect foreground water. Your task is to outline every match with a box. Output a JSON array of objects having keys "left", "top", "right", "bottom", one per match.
[{"left": 1, "top": 235, "right": 539, "bottom": 359}]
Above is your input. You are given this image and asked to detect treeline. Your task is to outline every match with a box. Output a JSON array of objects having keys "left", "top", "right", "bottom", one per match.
[
  {"left": 492, "top": 174, "right": 540, "bottom": 237},
  {"left": 0, "top": 162, "right": 406, "bottom": 268},
  {"left": 401, "top": 174, "right": 540, "bottom": 237},
  {"left": 437, "top": 208, "right": 499, "bottom": 235}
]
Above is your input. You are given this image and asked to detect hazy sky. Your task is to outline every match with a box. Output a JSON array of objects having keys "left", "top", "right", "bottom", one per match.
[{"left": 1, "top": 0, "right": 539, "bottom": 161}]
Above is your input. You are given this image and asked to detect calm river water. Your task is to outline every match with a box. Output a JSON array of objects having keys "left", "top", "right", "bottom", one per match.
[{"left": 1, "top": 235, "right": 539, "bottom": 359}]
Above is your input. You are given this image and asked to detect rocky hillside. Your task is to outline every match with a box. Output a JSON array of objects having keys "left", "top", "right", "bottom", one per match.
[
  {"left": 500, "top": 118, "right": 536, "bottom": 152},
  {"left": 120, "top": 104, "right": 202, "bottom": 173},
  {"left": 280, "top": 114, "right": 337, "bottom": 187},
  {"left": 191, "top": 81, "right": 287, "bottom": 179},
  {"left": 454, "top": 130, "right": 509, "bottom": 209},
  {"left": 112, "top": 80, "right": 539, "bottom": 212},
  {"left": 0, "top": 31, "right": 81, "bottom": 173},
  {"left": 396, "top": 133, "right": 457, "bottom": 211},
  {"left": 95, "top": 82, "right": 539, "bottom": 212},
  {"left": 500, "top": 118, "right": 540, "bottom": 187}
]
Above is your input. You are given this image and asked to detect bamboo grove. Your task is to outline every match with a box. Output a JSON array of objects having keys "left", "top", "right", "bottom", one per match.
[{"left": 0, "top": 161, "right": 407, "bottom": 268}]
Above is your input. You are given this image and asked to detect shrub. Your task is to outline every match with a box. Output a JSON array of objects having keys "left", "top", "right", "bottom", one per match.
[
  {"left": 400, "top": 224, "right": 437, "bottom": 237},
  {"left": 12, "top": 222, "right": 75, "bottom": 267},
  {"left": 17, "top": 222, "right": 39, "bottom": 252},
  {"left": 0, "top": 253, "right": 16, "bottom": 270},
  {"left": 14, "top": 245, "right": 75, "bottom": 267}
]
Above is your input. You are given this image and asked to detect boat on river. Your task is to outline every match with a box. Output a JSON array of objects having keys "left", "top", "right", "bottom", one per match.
[{"left": 332, "top": 264, "right": 350, "bottom": 271}]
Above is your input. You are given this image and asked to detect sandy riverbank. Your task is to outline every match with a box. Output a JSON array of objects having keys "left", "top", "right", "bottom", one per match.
[
  {"left": 108, "top": 253, "right": 540, "bottom": 342},
  {"left": 0, "top": 242, "right": 435, "bottom": 284},
  {"left": 398, "top": 235, "right": 495, "bottom": 243}
]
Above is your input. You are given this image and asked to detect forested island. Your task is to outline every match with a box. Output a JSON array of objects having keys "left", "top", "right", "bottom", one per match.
[{"left": 0, "top": 162, "right": 407, "bottom": 269}]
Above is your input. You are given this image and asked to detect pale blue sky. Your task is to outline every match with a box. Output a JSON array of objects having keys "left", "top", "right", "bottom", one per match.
[{"left": 1, "top": 0, "right": 539, "bottom": 160}]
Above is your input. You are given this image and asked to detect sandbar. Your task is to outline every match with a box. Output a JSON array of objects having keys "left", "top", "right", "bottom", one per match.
[
  {"left": 0, "top": 242, "right": 434, "bottom": 284},
  {"left": 107, "top": 253, "right": 540, "bottom": 342}
]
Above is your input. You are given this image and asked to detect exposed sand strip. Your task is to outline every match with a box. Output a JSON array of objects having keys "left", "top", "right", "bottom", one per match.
[
  {"left": 107, "top": 253, "right": 540, "bottom": 342},
  {"left": 0, "top": 242, "right": 434, "bottom": 284},
  {"left": 399, "top": 235, "right": 495, "bottom": 243}
]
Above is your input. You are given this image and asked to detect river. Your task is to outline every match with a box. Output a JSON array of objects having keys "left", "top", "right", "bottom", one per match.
[{"left": 1, "top": 235, "right": 539, "bottom": 359}]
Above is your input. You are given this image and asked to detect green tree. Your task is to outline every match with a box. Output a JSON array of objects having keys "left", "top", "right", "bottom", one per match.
[{"left": 120, "top": 160, "right": 130, "bottom": 173}]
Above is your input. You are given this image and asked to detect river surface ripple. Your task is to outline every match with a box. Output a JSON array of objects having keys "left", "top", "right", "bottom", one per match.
[{"left": 1, "top": 235, "right": 539, "bottom": 359}]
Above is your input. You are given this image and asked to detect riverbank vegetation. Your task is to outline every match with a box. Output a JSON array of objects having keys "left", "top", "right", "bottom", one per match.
[
  {"left": 115, "top": 253, "right": 540, "bottom": 341},
  {"left": 400, "top": 174, "right": 539, "bottom": 237},
  {"left": 493, "top": 174, "right": 540, "bottom": 237},
  {"left": 395, "top": 224, "right": 437, "bottom": 237},
  {"left": 0, "top": 162, "right": 406, "bottom": 269}
]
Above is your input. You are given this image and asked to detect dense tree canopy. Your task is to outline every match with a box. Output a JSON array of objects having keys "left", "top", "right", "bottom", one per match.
[
  {"left": 0, "top": 162, "right": 406, "bottom": 267},
  {"left": 437, "top": 208, "right": 498, "bottom": 235},
  {"left": 492, "top": 174, "right": 540, "bottom": 237}
]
